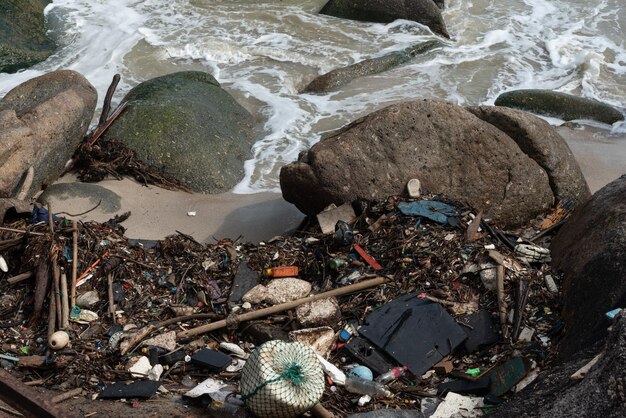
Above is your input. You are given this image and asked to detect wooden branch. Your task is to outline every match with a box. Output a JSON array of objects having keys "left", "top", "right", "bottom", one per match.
[
  {"left": 177, "top": 276, "right": 388, "bottom": 341},
  {"left": 120, "top": 313, "right": 219, "bottom": 356},
  {"left": 98, "top": 74, "right": 121, "bottom": 126},
  {"left": 7, "top": 271, "right": 33, "bottom": 285}
]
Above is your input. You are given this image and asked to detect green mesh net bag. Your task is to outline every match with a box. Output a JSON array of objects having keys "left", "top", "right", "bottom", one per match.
[{"left": 240, "top": 340, "right": 325, "bottom": 418}]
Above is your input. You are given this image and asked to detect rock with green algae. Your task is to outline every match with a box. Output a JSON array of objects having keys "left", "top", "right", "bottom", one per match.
[
  {"left": 494, "top": 89, "right": 624, "bottom": 125},
  {"left": 103, "top": 71, "right": 257, "bottom": 194},
  {"left": 0, "top": 0, "right": 56, "bottom": 74}
]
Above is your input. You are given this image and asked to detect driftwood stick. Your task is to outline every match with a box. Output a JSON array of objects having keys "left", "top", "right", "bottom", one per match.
[
  {"left": 60, "top": 270, "right": 70, "bottom": 329},
  {"left": 98, "top": 74, "right": 121, "bottom": 126},
  {"left": 0, "top": 227, "right": 45, "bottom": 237},
  {"left": 107, "top": 273, "right": 116, "bottom": 323},
  {"left": 120, "top": 313, "right": 219, "bottom": 356},
  {"left": 177, "top": 276, "right": 388, "bottom": 341},
  {"left": 496, "top": 264, "right": 508, "bottom": 339},
  {"left": 51, "top": 388, "right": 83, "bottom": 404},
  {"left": 47, "top": 287, "right": 56, "bottom": 339},
  {"left": 87, "top": 102, "right": 128, "bottom": 147},
  {"left": 71, "top": 221, "right": 78, "bottom": 308},
  {"left": 52, "top": 261, "right": 62, "bottom": 328},
  {"left": 7, "top": 271, "right": 33, "bottom": 285},
  {"left": 47, "top": 203, "right": 54, "bottom": 234}
]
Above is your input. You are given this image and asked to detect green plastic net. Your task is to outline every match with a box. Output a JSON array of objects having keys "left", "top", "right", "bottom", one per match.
[{"left": 240, "top": 340, "right": 324, "bottom": 418}]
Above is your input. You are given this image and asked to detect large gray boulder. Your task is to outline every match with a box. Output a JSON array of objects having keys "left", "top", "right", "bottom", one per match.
[
  {"left": 280, "top": 99, "right": 556, "bottom": 227},
  {"left": 0, "top": 0, "right": 56, "bottom": 73},
  {"left": 320, "top": 0, "right": 449, "bottom": 39},
  {"left": 468, "top": 106, "right": 590, "bottom": 207},
  {"left": 0, "top": 70, "right": 97, "bottom": 198},
  {"left": 303, "top": 41, "right": 441, "bottom": 94},
  {"left": 550, "top": 175, "right": 626, "bottom": 359},
  {"left": 494, "top": 89, "right": 624, "bottom": 125},
  {"left": 103, "top": 71, "right": 256, "bottom": 194}
]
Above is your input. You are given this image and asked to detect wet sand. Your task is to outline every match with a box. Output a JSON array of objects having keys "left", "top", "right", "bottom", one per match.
[
  {"left": 40, "top": 174, "right": 305, "bottom": 244},
  {"left": 557, "top": 125, "right": 626, "bottom": 193},
  {"left": 40, "top": 125, "right": 624, "bottom": 244}
]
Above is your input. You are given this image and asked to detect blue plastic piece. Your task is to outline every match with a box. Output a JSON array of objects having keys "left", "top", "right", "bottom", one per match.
[
  {"left": 339, "top": 329, "right": 352, "bottom": 342},
  {"left": 606, "top": 308, "right": 622, "bottom": 319},
  {"left": 397, "top": 200, "right": 458, "bottom": 224},
  {"left": 348, "top": 365, "right": 374, "bottom": 381}
]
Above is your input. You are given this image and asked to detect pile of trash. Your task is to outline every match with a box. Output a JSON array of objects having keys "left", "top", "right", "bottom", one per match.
[{"left": 0, "top": 189, "right": 567, "bottom": 417}]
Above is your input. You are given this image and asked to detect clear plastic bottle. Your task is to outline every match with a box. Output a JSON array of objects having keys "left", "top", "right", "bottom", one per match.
[
  {"left": 375, "top": 366, "right": 408, "bottom": 384},
  {"left": 344, "top": 377, "right": 392, "bottom": 398}
]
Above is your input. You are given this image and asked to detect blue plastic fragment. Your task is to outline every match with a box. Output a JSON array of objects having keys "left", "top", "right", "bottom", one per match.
[
  {"left": 397, "top": 200, "right": 458, "bottom": 224},
  {"left": 339, "top": 329, "right": 352, "bottom": 342},
  {"left": 606, "top": 308, "right": 622, "bottom": 319}
]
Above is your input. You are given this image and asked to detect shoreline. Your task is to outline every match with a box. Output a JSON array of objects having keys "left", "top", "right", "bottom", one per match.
[{"left": 38, "top": 124, "right": 624, "bottom": 244}]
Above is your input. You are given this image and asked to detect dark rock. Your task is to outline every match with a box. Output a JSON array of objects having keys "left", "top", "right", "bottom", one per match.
[
  {"left": 0, "top": 0, "right": 56, "bottom": 73},
  {"left": 468, "top": 106, "right": 590, "bottom": 207},
  {"left": 0, "top": 70, "right": 97, "bottom": 198},
  {"left": 550, "top": 175, "right": 626, "bottom": 359},
  {"left": 494, "top": 89, "right": 624, "bottom": 125},
  {"left": 103, "top": 71, "right": 256, "bottom": 194},
  {"left": 303, "top": 40, "right": 441, "bottom": 94},
  {"left": 489, "top": 313, "right": 626, "bottom": 418},
  {"left": 280, "top": 99, "right": 554, "bottom": 228},
  {"left": 320, "top": 0, "right": 449, "bottom": 38},
  {"left": 241, "top": 322, "right": 289, "bottom": 344}
]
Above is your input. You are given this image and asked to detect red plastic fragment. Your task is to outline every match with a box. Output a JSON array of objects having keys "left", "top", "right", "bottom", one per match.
[{"left": 353, "top": 244, "right": 383, "bottom": 270}]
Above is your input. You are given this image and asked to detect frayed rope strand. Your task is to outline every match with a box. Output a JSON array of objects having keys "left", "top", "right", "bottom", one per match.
[{"left": 241, "top": 363, "right": 304, "bottom": 401}]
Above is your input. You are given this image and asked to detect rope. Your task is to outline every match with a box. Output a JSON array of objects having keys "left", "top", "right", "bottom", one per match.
[{"left": 241, "top": 363, "right": 304, "bottom": 401}]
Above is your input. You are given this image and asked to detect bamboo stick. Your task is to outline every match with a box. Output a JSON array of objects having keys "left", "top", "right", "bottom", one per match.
[
  {"left": 177, "top": 276, "right": 388, "bottom": 341},
  {"left": 52, "top": 262, "right": 62, "bottom": 328},
  {"left": 60, "top": 270, "right": 70, "bottom": 329},
  {"left": 7, "top": 271, "right": 33, "bottom": 285},
  {"left": 107, "top": 273, "right": 116, "bottom": 324},
  {"left": 496, "top": 264, "right": 508, "bottom": 339},
  {"left": 71, "top": 221, "right": 78, "bottom": 308},
  {"left": 47, "top": 289, "right": 56, "bottom": 340}
]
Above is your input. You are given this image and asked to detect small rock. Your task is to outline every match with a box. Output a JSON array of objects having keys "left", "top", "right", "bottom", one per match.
[
  {"left": 76, "top": 290, "right": 100, "bottom": 308},
  {"left": 289, "top": 326, "right": 336, "bottom": 356},
  {"left": 479, "top": 262, "right": 498, "bottom": 292},
  {"left": 142, "top": 331, "right": 177, "bottom": 352},
  {"left": 148, "top": 364, "right": 164, "bottom": 381},
  {"left": 243, "top": 278, "right": 312, "bottom": 305},
  {"left": 407, "top": 178, "right": 421, "bottom": 198},
  {"left": 242, "top": 284, "right": 268, "bottom": 304},
  {"left": 78, "top": 309, "right": 99, "bottom": 323},
  {"left": 242, "top": 302, "right": 252, "bottom": 310},
  {"left": 296, "top": 297, "right": 341, "bottom": 327},
  {"left": 126, "top": 356, "right": 151, "bottom": 378}
]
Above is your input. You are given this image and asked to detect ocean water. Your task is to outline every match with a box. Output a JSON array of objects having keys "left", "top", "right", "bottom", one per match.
[{"left": 1, "top": 0, "right": 624, "bottom": 192}]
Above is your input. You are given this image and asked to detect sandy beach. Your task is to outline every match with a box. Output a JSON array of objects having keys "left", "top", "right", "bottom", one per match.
[
  {"left": 39, "top": 174, "right": 305, "bottom": 244},
  {"left": 38, "top": 124, "right": 624, "bottom": 244}
]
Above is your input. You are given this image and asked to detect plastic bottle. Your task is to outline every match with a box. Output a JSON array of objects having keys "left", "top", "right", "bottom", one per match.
[
  {"left": 264, "top": 266, "right": 299, "bottom": 277},
  {"left": 375, "top": 366, "right": 408, "bottom": 384},
  {"left": 344, "top": 377, "right": 392, "bottom": 398}
]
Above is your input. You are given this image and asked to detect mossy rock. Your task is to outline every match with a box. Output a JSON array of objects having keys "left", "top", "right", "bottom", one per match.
[
  {"left": 494, "top": 89, "right": 624, "bottom": 125},
  {"left": 103, "top": 71, "right": 256, "bottom": 193},
  {"left": 0, "top": 0, "right": 56, "bottom": 73},
  {"left": 303, "top": 40, "right": 442, "bottom": 93}
]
